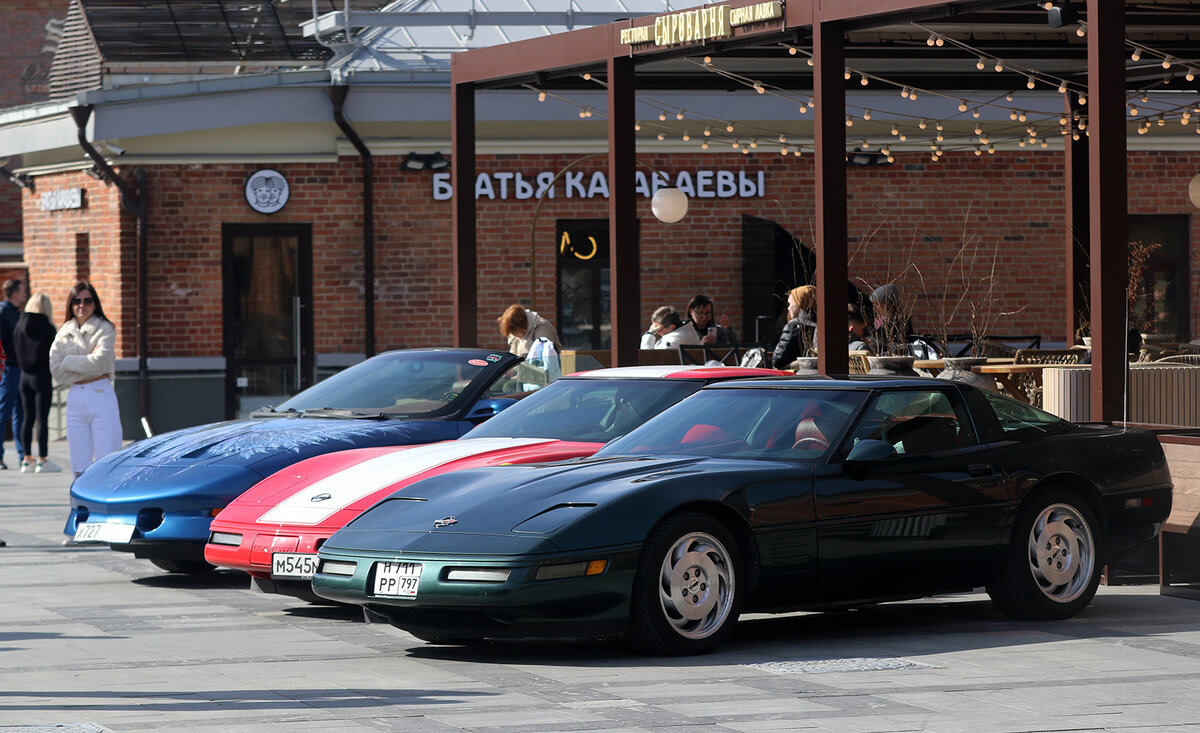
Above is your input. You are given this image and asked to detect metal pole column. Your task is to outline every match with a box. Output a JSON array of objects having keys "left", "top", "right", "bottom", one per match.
[
  {"left": 608, "top": 55, "right": 639, "bottom": 367},
  {"left": 813, "top": 19, "right": 848, "bottom": 375},
  {"left": 451, "top": 80, "right": 478, "bottom": 348},
  {"left": 1063, "top": 96, "right": 1089, "bottom": 349},
  {"left": 1087, "top": 0, "right": 1127, "bottom": 422}
]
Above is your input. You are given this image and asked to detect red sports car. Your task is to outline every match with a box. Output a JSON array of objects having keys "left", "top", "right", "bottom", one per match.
[{"left": 204, "top": 365, "right": 787, "bottom": 599}]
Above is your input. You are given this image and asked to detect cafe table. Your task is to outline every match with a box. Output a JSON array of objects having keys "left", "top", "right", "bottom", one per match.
[
  {"left": 971, "top": 362, "right": 1054, "bottom": 403},
  {"left": 912, "top": 357, "right": 1014, "bottom": 377}
]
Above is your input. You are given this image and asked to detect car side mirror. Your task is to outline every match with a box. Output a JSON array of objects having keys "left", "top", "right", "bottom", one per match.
[
  {"left": 844, "top": 439, "right": 896, "bottom": 478},
  {"left": 465, "top": 398, "right": 516, "bottom": 422}
]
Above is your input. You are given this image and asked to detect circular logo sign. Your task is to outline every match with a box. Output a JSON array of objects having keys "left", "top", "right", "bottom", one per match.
[{"left": 244, "top": 169, "right": 290, "bottom": 214}]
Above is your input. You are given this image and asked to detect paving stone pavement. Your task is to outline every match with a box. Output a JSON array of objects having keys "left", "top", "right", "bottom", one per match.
[{"left": 2, "top": 444, "right": 1200, "bottom": 732}]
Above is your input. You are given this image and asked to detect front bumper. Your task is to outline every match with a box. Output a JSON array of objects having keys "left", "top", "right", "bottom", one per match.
[
  {"left": 65, "top": 504, "right": 218, "bottom": 561},
  {"left": 203, "top": 520, "right": 332, "bottom": 579},
  {"left": 312, "top": 544, "right": 642, "bottom": 639}
]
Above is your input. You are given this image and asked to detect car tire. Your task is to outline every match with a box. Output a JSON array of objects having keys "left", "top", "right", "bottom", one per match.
[
  {"left": 150, "top": 557, "right": 217, "bottom": 575},
  {"left": 629, "top": 512, "right": 743, "bottom": 655},
  {"left": 987, "top": 488, "right": 1102, "bottom": 621}
]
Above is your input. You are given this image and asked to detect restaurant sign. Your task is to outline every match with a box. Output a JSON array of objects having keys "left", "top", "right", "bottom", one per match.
[
  {"left": 432, "top": 169, "right": 766, "bottom": 201},
  {"left": 40, "top": 187, "right": 84, "bottom": 212},
  {"left": 619, "top": 1, "right": 782, "bottom": 47}
]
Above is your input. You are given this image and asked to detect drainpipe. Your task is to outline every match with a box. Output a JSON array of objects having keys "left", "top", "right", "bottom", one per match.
[
  {"left": 70, "top": 105, "right": 150, "bottom": 434},
  {"left": 326, "top": 86, "right": 375, "bottom": 358}
]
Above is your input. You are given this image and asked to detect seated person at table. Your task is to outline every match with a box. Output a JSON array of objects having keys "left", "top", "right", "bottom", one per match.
[
  {"left": 685, "top": 294, "right": 736, "bottom": 346},
  {"left": 654, "top": 310, "right": 698, "bottom": 349},
  {"left": 773, "top": 285, "right": 817, "bottom": 369},
  {"left": 848, "top": 304, "right": 870, "bottom": 353},
  {"left": 641, "top": 306, "right": 677, "bottom": 349}
]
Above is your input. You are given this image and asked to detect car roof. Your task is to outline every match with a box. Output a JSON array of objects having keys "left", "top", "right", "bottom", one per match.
[
  {"left": 707, "top": 374, "right": 961, "bottom": 390},
  {"left": 566, "top": 365, "right": 788, "bottom": 379}
]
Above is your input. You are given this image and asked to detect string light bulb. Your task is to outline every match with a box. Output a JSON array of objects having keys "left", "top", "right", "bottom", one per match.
[
  {"left": 779, "top": 134, "right": 788, "bottom": 143},
  {"left": 1076, "top": 25, "right": 1085, "bottom": 37},
  {"left": 704, "top": 126, "right": 712, "bottom": 136},
  {"left": 918, "top": 118, "right": 927, "bottom": 129},
  {"left": 1018, "top": 111, "right": 1027, "bottom": 122},
  {"left": 726, "top": 123, "right": 735, "bottom": 133},
  {"left": 752, "top": 81, "right": 765, "bottom": 94},
  {"left": 787, "top": 45, "right": 798, "bottom": 55},
  {"left": 890, "top": 125, "right": 900, "bottom": 136},
  {"left": 675, "top": 110, "right": 685, "bottom": 120},
  {"left": 682, "top": 131, "right": 691, "bottom": 141},
  {"left": 1058, "top": 80, "right": 1068, "bottom": 94},
  {"left": 1078, "top": 93, "right": 1087, "bottom": 105},
  {"left": 1164, "top": 56, "right": 1175, "bottom": 69},
  {"left": 994, "top": 59, "right": 1005, "bottom": 72},
  {"left": 701, "top": 141, "right": 709, "bottom": 149},
  {"left": 798, "top": 102, "right": 809, "bottom": 113},
  {"left": 976, "top": 56, "right": 986, "bottom": 71},
  {"left": 634, "top": 121, "right": 641, "bottom": 131},
  {"left": 901, "top": 86, "right": 910, "bottom": 99},
  {"left": 1131, "top": 49, "right": 1142, "bottom": 62},
  {"left": 780, "top": 146, "right": 788, "bottom": 155},
  {"left": 537, "top": 90, "right": 546, "bottom": 102},
  {"left": 749, "top": 140, "right": 757, "bottom": 148},
  {"left": 656, "top": 132, "right": 665, "bottom": 141},
  {"left": 959, "top": 100, "right": 968, "bottom": 112},
  {"left": 844, "top": 70, "right": 852, "bottom": 81},
  {"left": 1129, "top": 105, "right": 1139, "bottom": 116},
  {"left": 972, "top": 108, "right": 981, "bottom": 119},
  {"left": 845, "top": 115, "right": 854, "bottom": 127},
  {"left": 909, "top": 89, "right": 918, "bottom": 100},
  {"left": 1027, "top": 76, "right": 1036, "bottom": 89},
  {"left": 658, "top": 111, "right": 668, "bottom": 121},
  {"left": 1188, "top": 68, "right": 1197, "bottom": 82},
  {"left": 582, "top": 73, "right": 591, "bottom": 81},
  {"left": 863, "top": 109, "right": 872, "bottom": 120},
  {"left": 860, "top": 74, "right": 869, "bottom": 86}
]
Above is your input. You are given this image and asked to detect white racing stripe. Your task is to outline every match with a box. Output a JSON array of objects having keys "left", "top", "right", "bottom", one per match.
[{"left": 257, "top": 438, "right": 553, "bottom": 525}]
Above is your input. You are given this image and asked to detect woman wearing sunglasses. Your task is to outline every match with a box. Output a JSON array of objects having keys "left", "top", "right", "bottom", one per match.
[{"left": 49, "top": 281, "right": 122, "bottom": 477}]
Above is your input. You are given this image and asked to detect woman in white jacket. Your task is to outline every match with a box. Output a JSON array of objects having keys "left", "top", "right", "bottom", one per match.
[{"left": 49, "top": 282, "right": 122, "bottom": 477}]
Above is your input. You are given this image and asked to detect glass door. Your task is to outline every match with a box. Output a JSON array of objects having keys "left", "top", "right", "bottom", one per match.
[
  {"left": 222, "top": 224, "right": 314, "bottom": 418},
  {"left": 556, "top": 219, "right": 613, "bottom": 351}
]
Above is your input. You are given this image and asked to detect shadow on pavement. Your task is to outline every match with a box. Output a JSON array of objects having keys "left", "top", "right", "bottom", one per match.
[
  {"left": 131, "top": 569, "right": 248, "bottom": 590},
  {"left": 0, "top": 687, "right": 496, "bottom": 713}
]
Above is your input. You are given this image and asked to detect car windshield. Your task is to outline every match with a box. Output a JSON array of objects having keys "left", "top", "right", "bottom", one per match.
[
  {"left": 596, "top": 387, "right": 868, "bottom": 461},
  {"left": 268, "top": 351, "right": 517, "bottom": 417},
  {"left": 465, "top": 378, "right": 705, "bottom": 443}
]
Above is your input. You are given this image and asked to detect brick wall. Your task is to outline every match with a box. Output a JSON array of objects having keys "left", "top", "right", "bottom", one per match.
[{"left": 18, "top": 150, "right": 1200, "bottom": 359}]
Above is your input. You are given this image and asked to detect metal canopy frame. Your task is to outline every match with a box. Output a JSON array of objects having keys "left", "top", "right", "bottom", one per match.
[{"left": 450, "top": 0, "right": 1173, "bottom": 421}]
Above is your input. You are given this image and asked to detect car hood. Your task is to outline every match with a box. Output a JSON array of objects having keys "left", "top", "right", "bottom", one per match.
[
  {"left": 97, "top": 417, "right": 461, "bottom": 470},
  {"left": 71, "top": 417, "right": 464, "bottom": 504},
  {"left": 325, "top": 454, "right": 783, "bottom": 555},
  {"left": 213, "top": 437, "right": 593, "bottom": 528}
]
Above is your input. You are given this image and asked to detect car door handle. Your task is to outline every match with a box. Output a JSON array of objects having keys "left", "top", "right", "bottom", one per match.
[{"left": 967, "top": 463, "right": 993, "bottom": 476}]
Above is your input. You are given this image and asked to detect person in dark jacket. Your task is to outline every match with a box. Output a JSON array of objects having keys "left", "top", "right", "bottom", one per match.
[
  {"left": 14, "top": 292, "right": 59, "bottom": 473},
  {"left": 773, "top": 285, "right": 817, "bottom": 369},
  {"left": 0, "top": 279, "right": 26, "bottom": 469}
]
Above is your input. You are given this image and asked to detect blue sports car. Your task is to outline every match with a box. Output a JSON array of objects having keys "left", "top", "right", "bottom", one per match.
[{"left": 65, "top": 348, "right": 534, "bottom": 574}]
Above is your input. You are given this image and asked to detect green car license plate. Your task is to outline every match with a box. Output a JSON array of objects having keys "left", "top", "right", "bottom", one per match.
[{"left": 372, "top": 561, "right": 423, "bottom": 598}]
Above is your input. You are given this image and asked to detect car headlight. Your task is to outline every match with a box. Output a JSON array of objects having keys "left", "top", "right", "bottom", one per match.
[
  {"left": 319, "top": 559, "right": 357, "bottom": 576},
  {"left": 445, "top": 568, "right": 512, "bottom": 583},
  {"left": 208, "top": 532, "right": 242, "bottom": 546}
]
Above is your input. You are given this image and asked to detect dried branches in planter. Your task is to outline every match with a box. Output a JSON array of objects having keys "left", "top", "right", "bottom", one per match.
[
  {"left": 921, "top": 207, "right": 1026, "bottom": 358},
  {"left": 1127, "top": 240, "right": 1164, "bottom": 336},
  {"left": 849, "top": 222, "right": 921, "bottom": 357}
]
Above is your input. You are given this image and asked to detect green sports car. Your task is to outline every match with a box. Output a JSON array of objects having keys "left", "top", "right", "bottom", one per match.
[{"left": 311, "top": 376, "right": 1172, "bottom": 655}]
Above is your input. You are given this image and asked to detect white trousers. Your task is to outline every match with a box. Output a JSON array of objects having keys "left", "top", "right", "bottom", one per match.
[{"left": 66, "top": 380, "right": 123, "bottom": 475}]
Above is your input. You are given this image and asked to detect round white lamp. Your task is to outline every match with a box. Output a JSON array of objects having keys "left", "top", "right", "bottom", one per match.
[
  {"left": 651, "top": 186, "right": 689, "bottom": 223},
  {"left": 1189, "top": 173, "right": 1200, "bottom": 209}
]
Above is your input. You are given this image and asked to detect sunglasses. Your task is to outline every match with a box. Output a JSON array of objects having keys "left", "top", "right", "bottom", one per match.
[{"left": 71, "top": 297, "right": 95, "bottom": 306}]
